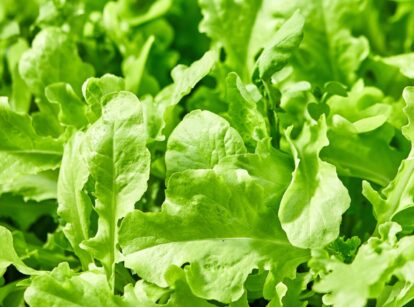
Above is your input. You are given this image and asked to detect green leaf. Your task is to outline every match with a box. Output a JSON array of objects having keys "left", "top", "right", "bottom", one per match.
[
  {"left": 119, "top": 168, "right": 309, "bottom": 303},
  {"left": 123, "top": 266, "right": 215, "bottom": 307},
  {"left": 57, "top": 132, "right": 93, "bottom": 268},
  {"left": 325, "top": 236, "right": 361, "bottom": 263},
  {"left": 19, "top": 27, "right": 94, "bottom": 99},
  {"left": 81, "top": 92, "right": 151, "bottom": 287},
  {"left": 225, "top": 72, "right": 268, "bottom": 151},
  {"left": 363, "top": 87, "right": 414, "bottom": 223},
  {"left": 290, "top": 0, "right": 369, "bottom": 85},
  {"left": 6, "top": 39, "right": 31, "bottom": 113},
  {"left": 45, "top": 83, "right": 88, "bottom": 128},
  {"left": 0, "top": 279, "right": 27, "bottom": 307},
  {"left": 24, "top": 263, "right": 119, "bottom": 307},
  {"left": 82, "top": 74, "right": 126, "bottom": 122},
  {"left": 216, "top": 142, "right": 293, "bottom": 206},
  {"left": 321, "top": 128, "right": 404, "bottom": 186},
  {"left": 326, "top": 80, "right": 392, "bottom": 131},
  {"left": 157, "top": 49, "right": 218, "bottom": 108},
  {"left": 279, "top": 116, "right": 351, "bottom": 248},
  {"left": 152, "top": 49, "right": 218, "bottom": 138},
  {"left": 0, "top": 195, "right": 56, "bottom": 230},
  {"left": 312, "top": 223, "right": 413, "bottom": 307},
  {"left": 165, "top": 110, "right": 246, "bottom": 177},
  {"left": 0, "top": 171, "right": 57, "bottom": 202},
  {"left": 0, "top": 226, "right": 36, "bottom": 276},
  {"left": 198, "top": 0, "right": 263, "bottom": 80},
  {"left": 382, "top": 53, "right": 414, "bottom": 79},
  {"left": 123, "top": 36, "right": 155, "bottom": 94},
  {"left": 253, "top": 10, "right": 304, "bottom": 83},
  {"left": 0, "top": 102, "right": 62, "bottom": 188}
]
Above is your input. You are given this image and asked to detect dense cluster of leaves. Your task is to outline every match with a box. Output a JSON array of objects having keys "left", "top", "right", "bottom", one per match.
[{"left": 1, "top": 0, "right": 414, "bottom": 306}]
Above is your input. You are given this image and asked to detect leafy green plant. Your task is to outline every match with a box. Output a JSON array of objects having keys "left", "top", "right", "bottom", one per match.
[{"left": 1, "top": 0, "right": 414, "bottom": 306}]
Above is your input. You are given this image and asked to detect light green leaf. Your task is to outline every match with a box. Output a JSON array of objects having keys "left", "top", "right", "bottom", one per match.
[
  {"left": 363, "top": 87, "right": 414, "bottom": 223},
  {"left": 0, "top": 102, "right": 62, "bottom": 188},
  {"left": 326, "top": 80, "right": 393, "bottom": 131},
  {"left": 57, "top": 132, "right": 93, "bottom": 269},
  {"left": 402, "top": 87, "right": 414, "bottom": 143},
  {"left": 322, "top": 84, "right": 404, "bottom": 185},
  {"left": 24, "top": 263, "right": 119, "bottom": 307},
  {"left": 157, "top": 49, "right": 218, "bottom": 108},
  {"left": 198, "top": 0, "right": 263, "bottom": 80},
  {"left": 123, "top": 36, "right": 155, "bottom": 94},
  {"left": 377, "top": 281, "right": 414, "bottom": 307},
  {"left": 19, "top": 27, "right": 94, "bottom": 99},
  {"left": 0, "top": 226, "right": 36, "bottom": 276},
  {"left": 119, "top": 168, "right": 309, "bottom": 303},
  {"left": 290, "top": 0, "right": 369, "bottom": 85},
  {"left": 216, "top": 141, "right": 293, "bottom": 205},
  {"left": 279, "top": 116, "right": 350, "bottom": 248},
  {"left": 82, "top": 74, "right": 126, "bottom": 122},
  {"left": 253, "top": 10, "right": 304, "bottom": 83},
  {"left": 165, "top": 110, "right": 246, "bottom": 177},
  {"left": 0, "top": 171, "right": 57, "bottom": 202},
  {"left": 321, "top": 128, "right": 404, "bottom": 187},
  {"left": 0, "top": 195, "right": 56, "bottom": 230},
  {"left": 123, "top": 266, "right": 215, "bottom": 307},
  {"left": 225, "top": 72, "right": 268, "bottom": 150},
  {"left": 45, "top": 83, "right": 88, "bottom": 128},
  {"left": 81, "top": 92, "right": 151, "bottom": 286},
  {"left": 151, "top": 49, "right": 218, "bottom": 139},
  {"left": 312, "top": 223, "right": 412, "bottom": 307},
  {"left": 6, "top": 38, "right": 31, "bottom": 113},
  {"left": 103, "top": 0, "right": 172, "bottom": 31},
  {"left": 382, "top": 53, "right": 414, "bottom": 79}
]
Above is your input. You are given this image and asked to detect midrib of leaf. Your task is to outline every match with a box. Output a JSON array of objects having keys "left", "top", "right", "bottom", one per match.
[
  {"left": 129, "top": 236, "right": 304, "bottom": 253},
  {"left": 3, "top": 149, "right": 62, "bottom": 155},
  {"left": 108, "top": 121, "right": 118, "bottom": 290}
]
